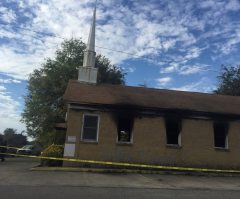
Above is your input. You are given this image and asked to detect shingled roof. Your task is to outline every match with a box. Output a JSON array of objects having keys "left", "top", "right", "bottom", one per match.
[{"left": 63, "top": 80, "right": 240, "bottom": 116}]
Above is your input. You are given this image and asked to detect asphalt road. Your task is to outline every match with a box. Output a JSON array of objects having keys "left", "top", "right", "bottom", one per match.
[
  {"left": 1, "top": 186, "right": 240, "bottom": 199},
  {"left": 0, "top": 158, "right": 240, "bottom": 199}
]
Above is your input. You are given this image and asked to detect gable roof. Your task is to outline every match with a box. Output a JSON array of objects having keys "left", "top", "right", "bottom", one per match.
[{"left": 63, "top": 80, "right": 240, "bottom": 117}]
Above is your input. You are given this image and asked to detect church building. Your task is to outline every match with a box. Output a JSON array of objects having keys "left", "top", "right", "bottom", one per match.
[{"left": 62, "top": 6, "right": 240, "bottom": 169}]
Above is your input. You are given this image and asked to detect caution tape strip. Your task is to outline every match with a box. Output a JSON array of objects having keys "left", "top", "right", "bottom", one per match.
[
  {"left": 1, "top": 152, "right": 240, "bottom": 174},
  {"left": 0, "top": 145, "right": 63, "bottom": 150},
  {"left": 0, "top": 145, "right": 21, "bottom": 150}
]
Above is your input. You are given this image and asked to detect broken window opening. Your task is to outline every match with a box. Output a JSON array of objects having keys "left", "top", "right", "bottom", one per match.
[
  {"left": 82, "top": 114, "right": 99, "bottom": 142},
  {"left": 165, "top": 117, "right": 182, "bottom": 146},
  {"left": 214, "top": 122, "right": 228, "bottom": 149},
  {"left": 117, "top": 117, "right": 134, "bottom": 143}
]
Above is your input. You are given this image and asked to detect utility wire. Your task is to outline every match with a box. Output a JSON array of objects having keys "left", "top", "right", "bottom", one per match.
[
  {"left": 0, "top": 24, "right": 217, "bottom": 73},
  {"left": 13, "top": 25, "right": 64, "bottom": 40},
  {"left": 1, "top": 24, "right": 175, "bottom": 63}
]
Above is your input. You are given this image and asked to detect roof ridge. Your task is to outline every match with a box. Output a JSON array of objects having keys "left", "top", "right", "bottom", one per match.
[{"left": 68, "top": 79, "right": 240, "bottom": 99}]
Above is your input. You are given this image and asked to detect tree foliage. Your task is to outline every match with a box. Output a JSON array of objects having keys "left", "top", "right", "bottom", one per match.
[
  {"left": 2, "top": 128, "right": 27, "bottom": 147},
  {"left": 215, "top": 65, "right": 240, "bottom": 96},
  {"left": 21, "top": 38, "right": 125, "bottom": 145}
]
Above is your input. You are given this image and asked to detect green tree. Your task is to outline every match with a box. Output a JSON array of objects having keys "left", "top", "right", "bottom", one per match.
[
  {"left": 3, "top": 128, "right": 16, "bottom": 136},
  {"left": 21, "top": 38, "right": 125, "bottom": 146},
  {"left": 215, "top": 65, "right": 240, "bottom": 96},
  {"left": 3, "top": 128, "right": 27, "bottom": 147}
]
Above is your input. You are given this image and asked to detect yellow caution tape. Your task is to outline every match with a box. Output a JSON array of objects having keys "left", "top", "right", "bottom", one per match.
[
  {"left": 0, "top": 145, "right": 21, "bottom": 150},
  {"left": 1, "top": 151, "right": 240, "bottom": 174},
  {"left": 0, "top": 145, "right": 63, "bottom": 150}
]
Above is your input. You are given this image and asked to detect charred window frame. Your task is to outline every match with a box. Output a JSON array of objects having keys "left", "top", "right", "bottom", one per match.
[
  {"left": 117, "top": 116, "right": 134, "bottom": 143},
  {"left": 213, "top": 122, "right": 229, "bottom": 149},
  {"left": 165, "top": 117, "right": 182, "bottom": 146},
  {"left": 81, "top": 114, "right": 100, "bottom": 142}
]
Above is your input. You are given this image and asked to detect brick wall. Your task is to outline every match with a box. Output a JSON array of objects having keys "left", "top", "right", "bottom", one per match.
[{"left": 64, "top": 108, "right": 240, "bottom": 169}]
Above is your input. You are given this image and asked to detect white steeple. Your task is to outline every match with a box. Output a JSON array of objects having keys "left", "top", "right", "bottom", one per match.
[
  {"left": 86, "top": 6, "right": 96, "bottom": 52},
  {"left": 78, "top": 3, "right": 98, "bottom": 84}
]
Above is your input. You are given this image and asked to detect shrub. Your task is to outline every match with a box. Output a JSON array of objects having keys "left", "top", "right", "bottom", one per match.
[{"left": 40, "top": 144, "right": 64, "bottom": 167}]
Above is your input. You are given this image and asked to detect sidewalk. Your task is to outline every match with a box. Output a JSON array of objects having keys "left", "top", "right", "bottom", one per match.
[{"left": 1, "top": 158, "right": 240, "bottom": 191}]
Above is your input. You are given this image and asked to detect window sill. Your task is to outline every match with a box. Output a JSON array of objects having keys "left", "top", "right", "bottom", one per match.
[
  {"left": 116, "top": 142, "right": 133, "bottom": 146},
  {"left": 214, "top": 147, "right": 229, "bottom": 152},
  {"left": 166, "top": 144, "right": 182, "bottom": 149},
  {"left": 80, "top": 140, "right": 98, "bottom": 144}
]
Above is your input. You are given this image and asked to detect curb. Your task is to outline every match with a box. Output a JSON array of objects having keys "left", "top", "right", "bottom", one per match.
[{"left": 30, "top": 166, "right": 240, "bottom": 177}]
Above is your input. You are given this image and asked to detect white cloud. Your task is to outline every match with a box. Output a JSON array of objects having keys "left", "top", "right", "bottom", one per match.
[
  {"left": 171, "top": 77, "right": 215, "bottom": 93},
  {"left": 0, "top": 0, "right": 213, "bottom": 79},
  {"left": 0, "top": 88, "right": 25, "bottom": 133},
  {"left": 0, "top": 85, "right": 6, "bottom": 91},
  {"left": 0, "top": 6, "right": 16, "bottom": 23},
  {"left": 0, "top": 28, "right": 18, "bottom": 39},
  {"left": 226, "top": 0, "right": 240, "bottom": 11},
  {"left": 196, "top": 0, "right": 240, "bottom": 58},
  {"left": 156, "top": 77, "right": 172, "bottom": 86},
  {"left": 0, "top": 0, "right": 238, "bottom": 80},
  {"left": 198, "top": 0, "right": 215, "bottom": 9},
  {"left": 160, "top": 64, "right": 179, "bottom": 74},
  {"left": 179, "top": 64, "right": 210, "bottom": 75},
  {"left": 0, "top": 42, "right": 56, "bottom": 80},
  {"left": 0, "top": 78, "right": 21, "bottom": 84},
  {"left": 126, "top": 67, "right": 136, "bottom": 73},
  {"left": 218, "top": 32, "right": 240, "bottom": 55},
  {"left": 184, "top": 47, "right": 203, "bottom": 60},
  {"left": 120, "top": 65, "right": 136, "bottom": 73},
  {"left": 160, "top": 47, "right": 205, "bottom": 74}
]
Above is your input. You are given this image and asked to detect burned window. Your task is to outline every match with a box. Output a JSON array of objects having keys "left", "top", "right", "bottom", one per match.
[
  {"left": 213, "top": 122, "right": 228, "bottom": 148},
  {"left": 82, "top": 115, "right": 99, "bottom": 141},
  {"left": 117, "top": 117, "right": 134, "bottom": 143},
  {"left": 165, "top": 117, "right": 182, "bottom": 145}
]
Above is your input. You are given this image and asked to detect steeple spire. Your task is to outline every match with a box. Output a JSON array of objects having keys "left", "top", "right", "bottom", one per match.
[
  {"left": 78, "top": 2, "right": 98, "bottom": 84},
  {"left": 86, "top": 5, "right": 96, "bottom": 52}
]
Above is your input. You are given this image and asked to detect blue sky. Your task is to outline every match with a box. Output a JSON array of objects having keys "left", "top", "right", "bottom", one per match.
[{"left": 0, "top": 0, "right": 240, "bottom": 133}]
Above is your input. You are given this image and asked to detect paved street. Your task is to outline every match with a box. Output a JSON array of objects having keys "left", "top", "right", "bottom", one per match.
[
  {"left": 1, "top": 186, "right": 240, "bottom": 199},
  {"left": 0, "top": 158, "right": 240, "bottom": 198}
]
